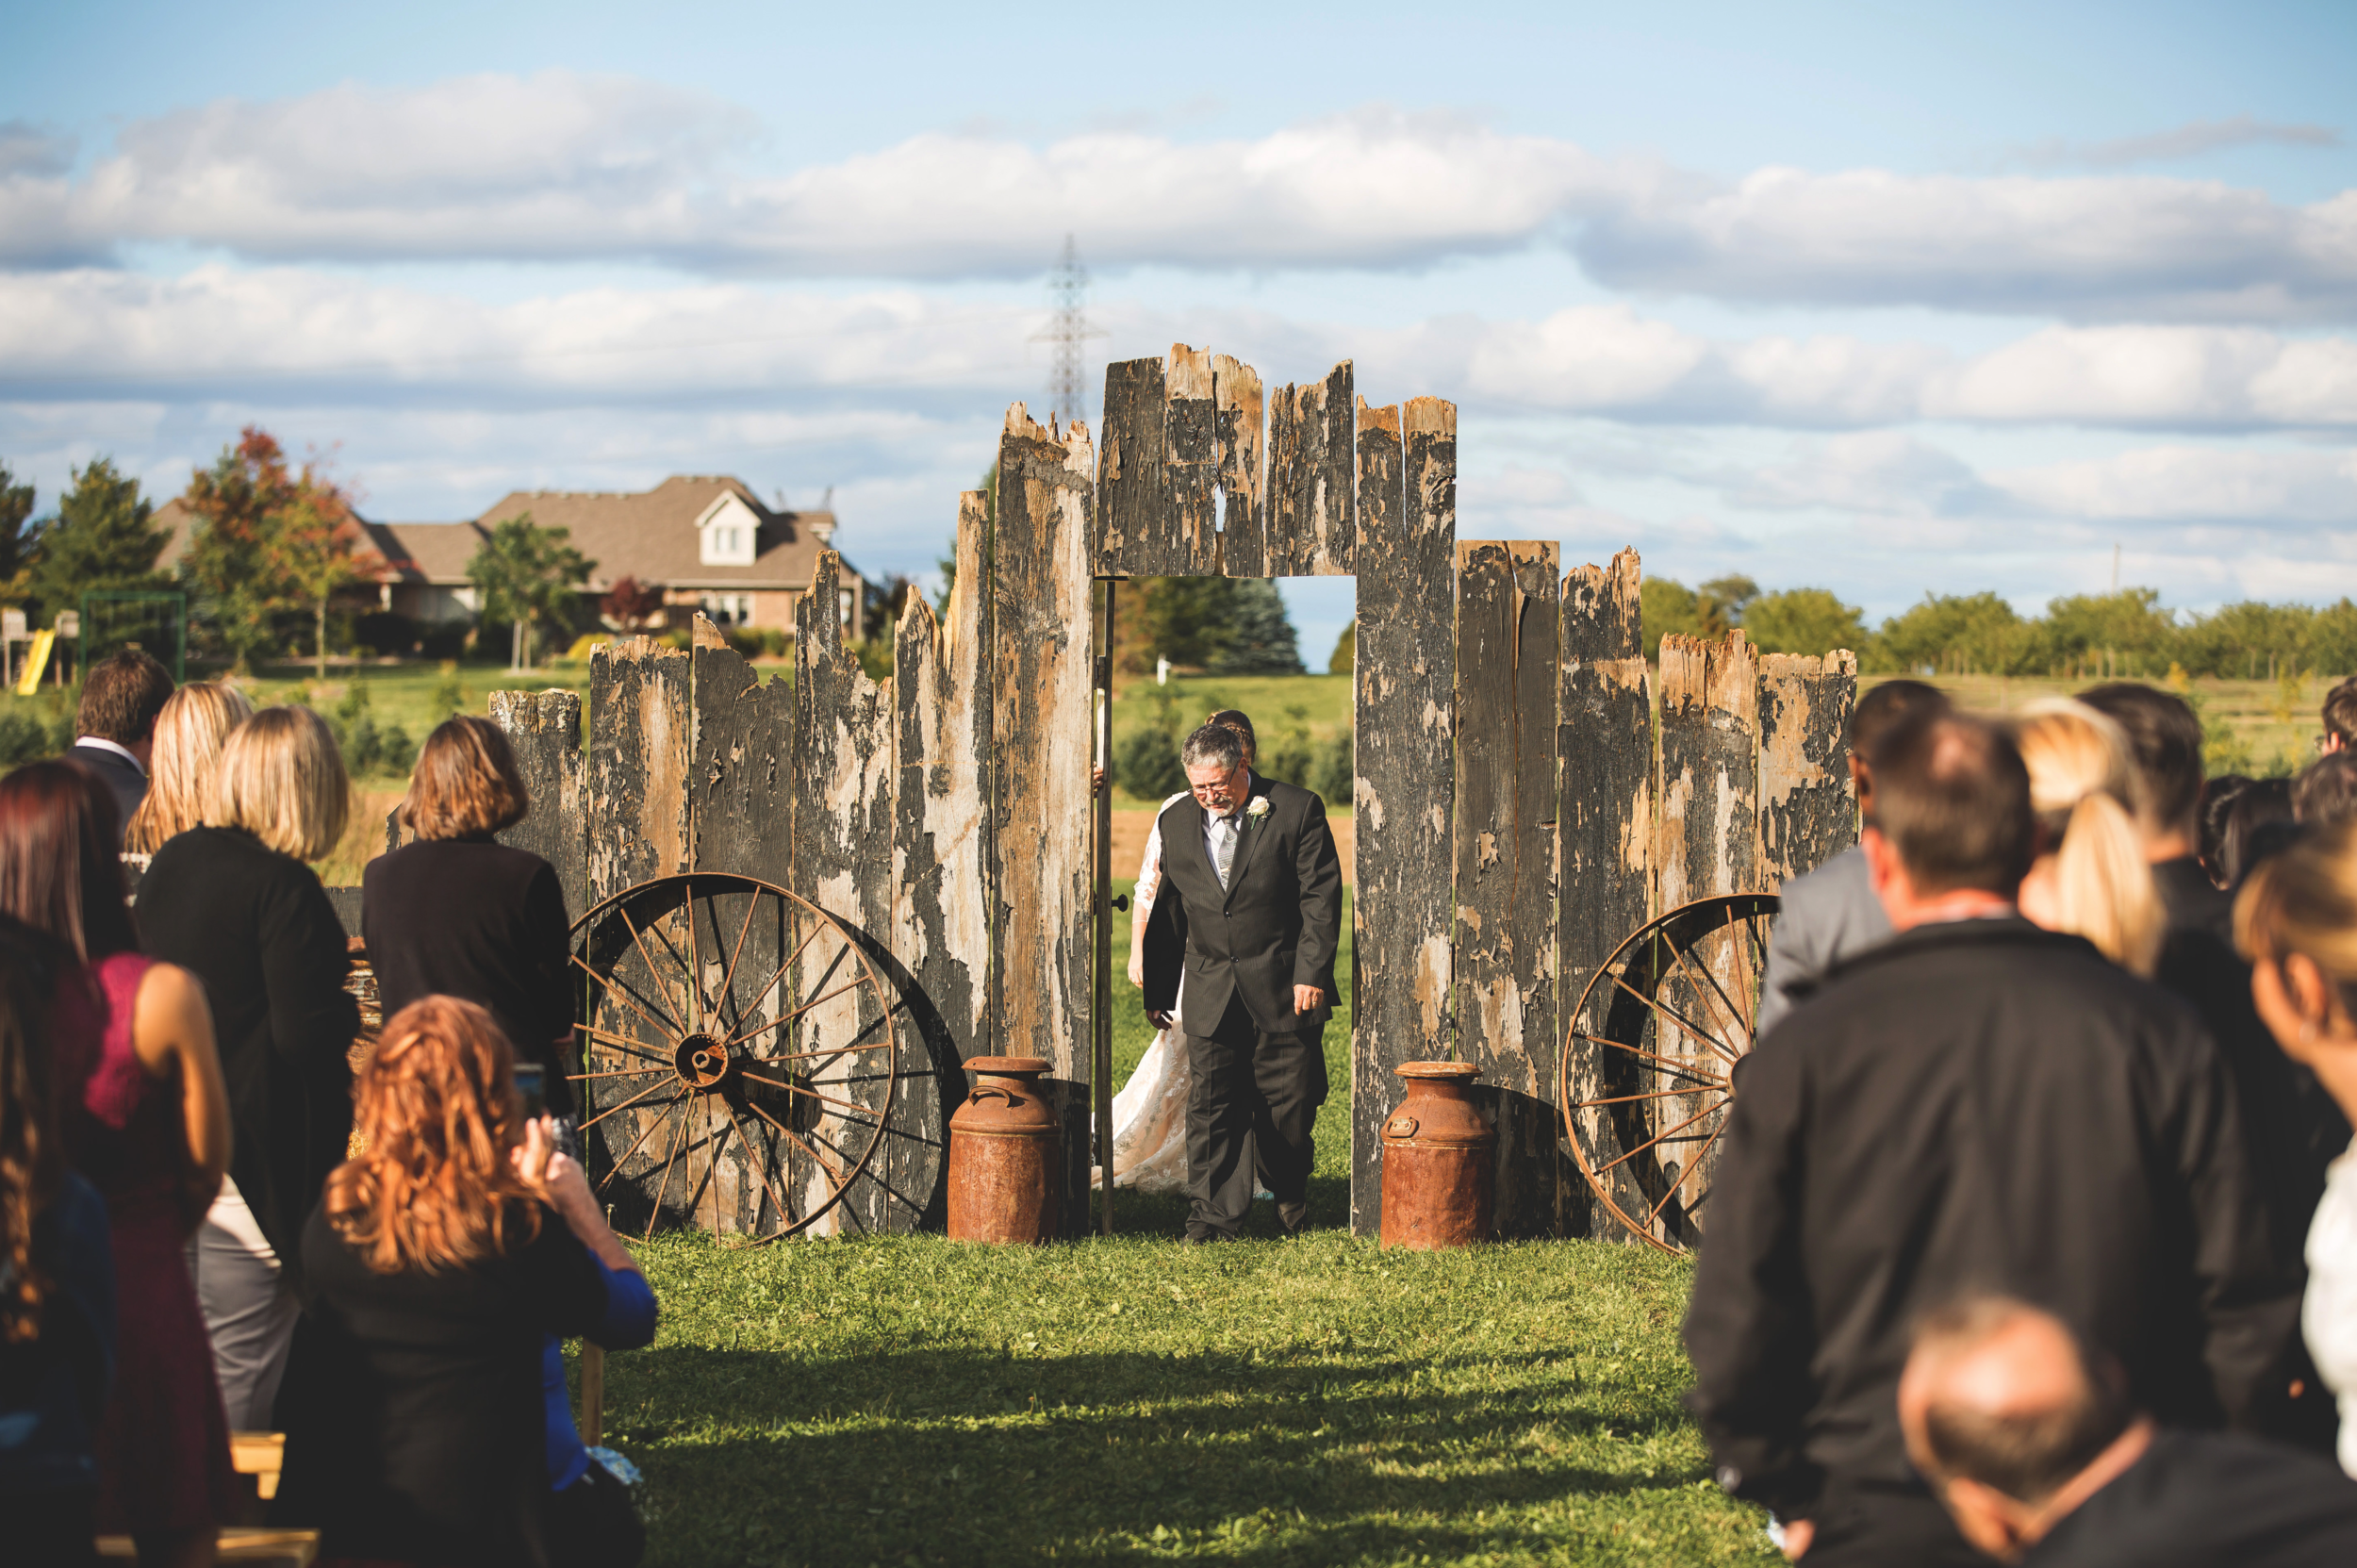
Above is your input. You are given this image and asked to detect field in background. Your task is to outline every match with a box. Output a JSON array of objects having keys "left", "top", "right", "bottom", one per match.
[{"left": 1885, "top": 671, "right": 2329, "bottom": 777}]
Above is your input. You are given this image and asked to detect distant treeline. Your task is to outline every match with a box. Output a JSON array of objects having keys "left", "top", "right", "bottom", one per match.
[{"left": 1643, "top": 574, "right": 2357, "bottom": 681}]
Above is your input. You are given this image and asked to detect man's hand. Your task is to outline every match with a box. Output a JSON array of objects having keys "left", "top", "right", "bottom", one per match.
[
  {"left": 1146, "top": 1010, "right": 1173, "bottom": 1031},
  {"left": 1780, "top": 1519, "right": 1813, "bottom": 1560},
  {"left": 1294, "top": 984, "right": 1324, "bottom": 1015}
]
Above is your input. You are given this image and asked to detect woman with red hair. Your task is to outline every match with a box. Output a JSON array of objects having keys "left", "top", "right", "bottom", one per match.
[
  {"left": 0, "top": 760, "right": 234, "bottom": 1568},
  {"left": 282, "top": 996, "right": 653, "bottom": 1567}
]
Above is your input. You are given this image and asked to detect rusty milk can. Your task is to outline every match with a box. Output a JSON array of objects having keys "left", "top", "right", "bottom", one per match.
[
  {"left": 947, "top": 1056, "right": 1061, "bottom": 1244},
  {"left": 1379, "top": 1061, "right": 1494, "bottom": 1249}
]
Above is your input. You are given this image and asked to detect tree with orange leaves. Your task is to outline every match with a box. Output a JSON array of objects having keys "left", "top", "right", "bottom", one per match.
[{"left": 178, "top": 426, "right": 379, "bottom": 673}]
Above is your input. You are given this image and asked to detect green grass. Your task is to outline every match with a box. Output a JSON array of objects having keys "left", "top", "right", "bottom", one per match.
[{"left": 1109, "top": 674, "right": 1353, "bottom": 808}]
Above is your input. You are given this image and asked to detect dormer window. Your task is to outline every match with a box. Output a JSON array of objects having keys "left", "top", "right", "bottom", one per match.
[{"left": 695, "top": 493, "right": 762, "bottom": 566}]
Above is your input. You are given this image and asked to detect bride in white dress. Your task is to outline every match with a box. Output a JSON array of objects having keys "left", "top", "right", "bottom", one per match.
[{"left": 1098, "top": 710, "right": 1257, "bottom": 1192}]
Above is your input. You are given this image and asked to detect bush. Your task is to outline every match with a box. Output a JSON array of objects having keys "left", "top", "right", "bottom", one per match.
[
  {"left": 419, "top": 621, "right": 472, "bottom": 661},
  {"left": 1114, "top": 724, "right": 1186, "bottom": 800},
  {"left": 327, "top": 680, "right": 416, "bottom": 778},
  {"left": 0, "top": 708, "right": 56, "bottom": 767},
  {"left": 354, "top": 611, "right": 418, "bottom": 657},
  {"left": 564, "top": 633, "right": 613, "bottom": 663},
  {"left": 1313, "top": 729, "right": 1354, "bottom": 805}
]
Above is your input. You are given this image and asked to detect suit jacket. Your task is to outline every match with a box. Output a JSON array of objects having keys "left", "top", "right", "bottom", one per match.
[
  {"left": 1687, "top": 916, "right": 2296, "bottom": 1516},
  {"left": 65, "top": 742, "right": 145, "bottom": 848},
  {"left": 1755, "top": 844, "right": 1887, "bottom": 1039},
  {"left": 1140, "top": 773, "right": 1343, "bottom": 1037}
]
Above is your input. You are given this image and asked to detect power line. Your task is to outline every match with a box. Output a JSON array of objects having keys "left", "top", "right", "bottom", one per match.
[{"left": 1030, "top": 234, "right": 1104, "bottom": 429}]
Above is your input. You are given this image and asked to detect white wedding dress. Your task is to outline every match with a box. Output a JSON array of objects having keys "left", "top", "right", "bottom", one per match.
[{"left": 1096, "top": 793, "right": 1192, "bottom": 1192}]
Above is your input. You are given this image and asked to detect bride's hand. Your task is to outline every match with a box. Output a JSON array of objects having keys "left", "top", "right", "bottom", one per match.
[{"left": 1126, "top": 952, "right": 1144, "bottom": 986}]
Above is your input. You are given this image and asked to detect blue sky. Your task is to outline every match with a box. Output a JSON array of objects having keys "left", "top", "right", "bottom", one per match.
[{"left": 4, "top": 0, "right": 2353, "bottom": 667}]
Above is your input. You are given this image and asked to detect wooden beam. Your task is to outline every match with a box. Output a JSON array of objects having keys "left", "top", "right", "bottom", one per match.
[
  {"left": 1349, "top": 394, "right": 1453, "bottom": 1237},
  {"left": 486, "top": 687, "right": 587, "bottom": 922},
  {"left": 1266, "top": 361, "right": 1355, "bottom": 575},
  {"left": 1162, "top": 343, "right": 1220, "bottom": 575},
  {"left": 1214, "top": 355, "right": 1266, "bottom": 578},
  {"left": 1094, "top": 357, "right": 1164, "bottom": 577},
  {"left": 1757, "top": 650, "right": 1860, "bottom": 889}
]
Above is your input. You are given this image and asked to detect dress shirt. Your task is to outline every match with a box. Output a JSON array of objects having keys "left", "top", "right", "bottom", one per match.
[{"left": 71, "top": 735, "right": 145, "bottom": 775}]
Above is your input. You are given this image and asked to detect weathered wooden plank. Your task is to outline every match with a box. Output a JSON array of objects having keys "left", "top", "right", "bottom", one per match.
[
  {"left": 1757, "top": 650, "right": 1860, "bottom": 889},
  {"left": 1350, "top": 394, "right": 1454, "bottom": 1237},
  {"left": 888, "top": 490, "right": 993, "bottom": 1234},
  {"left": 993, "top": 405, "right": 1096, "bottom": 1233},
  {"left": 1453, "top": 540, "right": 1561, "bottom": 1239},
  {"left": 487, "top": 687, "right": 588, "bottom": 922},
  {"left": 1558, "top": 550, "right": 1653, "bottom": 1242},
  {"left": 1266, "top": 362, "right": 1355, "bottom": 575},
  {"left": 1214, "top": 355, "right": 1266, "bottom": 578},
  {"left": 1161, "top": 344, "right": 1220, "bottom": 574},
  {"left": 1094, "top": 357, "right": 1164, "bottom": 577}
]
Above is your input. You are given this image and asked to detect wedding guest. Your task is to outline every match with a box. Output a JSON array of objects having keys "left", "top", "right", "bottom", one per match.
[
  {"left": 2011, "top": 700, "right": 2163, "bottom": 976},
  {"left": 1755, "top": 680, "right": 1947, "bottom": 1036},
  {"left": 364, "top": 718, "right": 576, "bottom": 1118},
  {"left": 124, "top": 684, "right": 255, "bottom": 857},
  {"left": 0, "top": 916, "right": 118, "bottom": 1568},
  {"left": 2324, "top": 676, "right": 2357, "bottom": 756},
  {"left": 0, "top": 761, "right": 236, "bottom": 1568},
  {"left": 281, "top": 998, "right": 654, "bottom": 1567},
  {"left": 2297, "top": 754, "right": 2357, "bottom": 829},
  {"left": 65, "top": 650, "right": 175, "bottom": 845},
  {"left": 2224, "top": 777, "right": 2298, "bottom": 887},
  {"left": 2238, "top": 822, "right": 2357, "bottom": 1477},
  {"left": 2200, "top": 774, "right": 2253, "bottom": 887},
  {"left": 1687, "top": 709, "right": 2294, "bottom": 1566},
  {"left": 1902, "top": 1296, "right": 2357, "bottom": 1566},
  {"left": 136, "top": 705, "right": 358, "bottom": 1432}
]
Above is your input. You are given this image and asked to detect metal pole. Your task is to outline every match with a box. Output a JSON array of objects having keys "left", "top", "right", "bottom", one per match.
[{"left": 1093, "top": 581, "right": 1116, "bottom": 1234}]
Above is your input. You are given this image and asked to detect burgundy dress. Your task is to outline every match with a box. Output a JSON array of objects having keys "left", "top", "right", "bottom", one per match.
[{"left": 58, "top": 951, "right": 239, "bottom": 1532}]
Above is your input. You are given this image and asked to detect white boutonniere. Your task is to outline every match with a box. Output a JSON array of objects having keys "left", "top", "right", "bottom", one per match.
[{"left": 1244, "top": 796, "right": 1272, "bottom": 827}]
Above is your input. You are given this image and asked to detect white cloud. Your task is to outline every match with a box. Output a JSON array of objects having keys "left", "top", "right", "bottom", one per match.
[
  {"left": 6, "top": 75, "right": 2355, "bottom": 321},
  {"left": 1989, "top": 445, "right": 2357, "bottom": 525},
  {"left": 2002, "top": 115, "right": 2341, "bottom": 171}
]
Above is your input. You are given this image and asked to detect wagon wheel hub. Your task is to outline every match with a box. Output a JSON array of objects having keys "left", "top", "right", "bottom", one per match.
[{"left": 673, "top": 1032, "right": 733, "bottom": 1093}]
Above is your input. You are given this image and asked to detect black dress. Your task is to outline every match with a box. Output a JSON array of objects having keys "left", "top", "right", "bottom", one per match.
[
  {"left": 135, "top": 825, "right": 359, "bottom": 1277},
  {"left": 362, "top": 835, "right": 576, "bottom": 1116},
  {"left": 283, "top": 1201, "right": 608, "bottom": 1567}
]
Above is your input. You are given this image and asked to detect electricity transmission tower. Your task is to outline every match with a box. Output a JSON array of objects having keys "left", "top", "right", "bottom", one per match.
[{"left": 1032, "top": 234, "right": 1104, "bottom": 428}]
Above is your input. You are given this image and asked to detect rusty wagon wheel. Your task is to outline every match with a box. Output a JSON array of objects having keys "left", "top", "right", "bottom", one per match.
[
  {"left": 1558, "top": 893, "right": 1780, "bottom": 1256},
  {"left": 569, "top": 872, "right": 896, "bottom": 1243}
]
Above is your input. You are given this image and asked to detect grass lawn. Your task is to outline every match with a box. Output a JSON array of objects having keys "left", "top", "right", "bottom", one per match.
[{"left": 583, "top": 885, "right": 1776, "bottom": 1566}]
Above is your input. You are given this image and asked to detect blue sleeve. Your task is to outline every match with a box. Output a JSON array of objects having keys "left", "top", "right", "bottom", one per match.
[
  {"left": 542, "top": 1335, "right": 590, "bottom": 1492},
  {"left": 590, "top": 1258, "right": 657, "bottom": 1350}
]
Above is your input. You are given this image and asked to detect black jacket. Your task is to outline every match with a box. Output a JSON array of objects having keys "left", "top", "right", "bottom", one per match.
[
  {"left": 65, "top": 742, "right": 144, "bottom": 847},
  {"left": 1141, "top": 774, "right": 1343, "bottom": 1036},
  {"left": 135, "top": 825, "right": 359, "bottom": 1273},
  {"left": 1685, "top": 916, "right": 2297, "bottom": 1516},
  {"left": 2025, "top": 1429, "right": 2357, "bottom": 1567},
  {"left": 362, "top": 836, "right": 576, "bottom": 1117}
]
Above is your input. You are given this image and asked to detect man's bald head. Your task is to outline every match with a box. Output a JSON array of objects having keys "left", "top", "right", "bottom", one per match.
[
  {"left": 1900, "top": 1297, "right": 2142, "bottom": 1559},
  {"left": 1868, "top": 711, "right": 2036, "bottom": 899}
]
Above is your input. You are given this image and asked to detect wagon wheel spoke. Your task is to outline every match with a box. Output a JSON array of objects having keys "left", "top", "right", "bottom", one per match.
[
  {"left": 747, "top": 1035, "right": 897, "bottom": 1069},
  {"left": 1574, "top": 1084, "right": 1719, "bottom": 1109},
  {"left": 721, "top": 1100, "right": 798, "bottom": 1234},
  {"left": 644, "top": 1110, "right": 689, "bottom": 1240},
  {"left": 572, "top": 959, "right": 684, "bottom": 1048},
  {"left": 1664, "top": 944, "right": 1754, "bottom": 1063},
  {"left": 750, "top": 1101, "right": 848, "bottom": 1187},
  {"left": 597, "top": 1096, "right": 681, "bottom": 1191},
  {"left": 726, "top": 974, "right": 865, "bottom": 1048},
  {"left": 1571, "top": 1031, "right": 1725, "bottom": 1089},
  {"left": 570, "top": 1065, "right": 668, "bottom": 1082},
  {"left": 578, "top": 1028, "right": 674, "bottom": 1066},
  {"left": 1591, "top": 1096, "right": 1729, "bottom": 1179},
  {"left": 680, "top": 884, "right": 701, "bottom": 1034},
  {"left": 717, "top": 892, "right": 763, "bottom": 1029},
  {"left": 725, "top": 928, "right": 845, "bottom": 1042},
  {"left": 740, "top": 1070, "right": 878, "bottom": 1120},
  {"left": 580, "top": 1078, "right": 685, "bottom": 1133},
  {"left": 618, "top": 904, "right": 689, "bottom": 1036},
  {"left": 1644, "top": 1115, "right": 1729, "bottom": 1227},
  {"left": 1612, "top": 974, "right": 1739, "bottom": 1068}
]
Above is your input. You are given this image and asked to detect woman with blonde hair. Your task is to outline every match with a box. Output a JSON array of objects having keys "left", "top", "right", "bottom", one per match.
[
  {"left": 124, "top": 684, "right": 255, "bottom": 857},
  {"left": 2011, "top": 699, "right": 2165, "bottom": 977},
  {"left": 364, "top": 716, "right": 576, "bottom": 1118},
  {"left": 2236, "top": 820, "right": 2357, "bottom": 1475},
  {"left": 135, "top": 705, "right": 359, "bottom": 1433},
  {"left": 282, "top": 997, "right": 653, "bottom": 1567}
]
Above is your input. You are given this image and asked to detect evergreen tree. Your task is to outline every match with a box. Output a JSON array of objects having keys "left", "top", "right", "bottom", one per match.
[
  {"left": 1210, "top": 579, "right": 1304, "bottom": 674},
  {"left": 0, "top": 462, "right": 34, "bottom": 601},
  {"left": 467, "top": 512, "right": 594, "bottom": 669},
  {"left": 1328, "top": 622, "right": 1355, "bottom": 677},
  {"left": 25, "top": 456, "right": 171, "bottom": 622}
]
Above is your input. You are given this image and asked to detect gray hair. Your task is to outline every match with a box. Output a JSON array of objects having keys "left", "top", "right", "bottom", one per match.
[{"left": 1179, "top": 722, "right": 1244, "bottom": 772}]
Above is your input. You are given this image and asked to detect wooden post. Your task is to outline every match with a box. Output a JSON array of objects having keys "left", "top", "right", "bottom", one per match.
[
  {"left": 1558, "top": 550, "right": 1653, "bottom": 1240},
  {"left": 1453, "top": 540, "right": 1560, "bottom": 1239},
  {"left": 1214, "top": 355, "right": 1265, "bottom": 577},
  {"left": 993, "top": 407, "right": 1096, "bottom": 1233},
  {"left": 1093, "top": 583, "right": 1115, "bottom": 1233},
  {"left": 1266, "top": 363, "right": 1356, "bottom": 576},
  {"left": 1757, "top": 651, "right": 1860, "bottom": 889},
  {"left": 1162, "top": 344, "right": 1221, "bottom": 574},
  {"left": 1350, "top": 395, "right": 1453, "bottom": 1237},
  {"left": 1096, "top": 357, "right": 1166, "bottom": 577},
  {"left": 486, "top": 688, "right": 588, "bottom": 920}
]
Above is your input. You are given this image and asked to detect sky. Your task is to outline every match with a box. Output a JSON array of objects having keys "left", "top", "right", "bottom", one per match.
[{"left": 3, "top": 1, "right": 2354, "bottom": 669}]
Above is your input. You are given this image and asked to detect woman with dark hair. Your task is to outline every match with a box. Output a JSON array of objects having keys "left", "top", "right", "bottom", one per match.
[
  {"left": 0, "top": 760, "right": 234, "bottom": 1568},
  {"left": 0, "top": 916, "right": 117, "bottom": 1568},
  {"left": 363, "top": 717, "right": 576, "bottom": 1118},
  {"left": 284, "top": 997, "right": 654, "bottom": 1567},
  {"left": 137, "top": 704, "right": 358, "bottom": 1435}
]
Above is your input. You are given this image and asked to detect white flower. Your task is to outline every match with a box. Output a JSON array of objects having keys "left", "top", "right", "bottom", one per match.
[{"left": 1245, "top": 796, "right": 1272, "bottom": 818}]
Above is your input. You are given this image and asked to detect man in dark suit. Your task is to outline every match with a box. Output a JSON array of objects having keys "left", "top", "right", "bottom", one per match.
[
  {"left": 1901, "top": 1296, "right": 2357, "bottom": 1566},
  {"left": 67, "top": 648, "right": 174, "bottom": 847},
  {"left": 1142, "top": 722, "right": 1343, "bottom": 1241}
]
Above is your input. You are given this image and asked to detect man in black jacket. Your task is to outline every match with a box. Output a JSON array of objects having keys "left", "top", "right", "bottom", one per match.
[
  {"left": 1685, "top": 708, "right": 2297, "bottom": 1566},
  {"left": 65, "top": 648, "right": 173, "bottom": 845},
  {"left": 1143, "top": 723, "right": 1343, "bottom": 1241}
]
